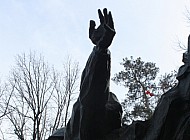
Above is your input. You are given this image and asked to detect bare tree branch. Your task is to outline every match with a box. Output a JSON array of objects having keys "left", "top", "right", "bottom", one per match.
[{"left": 2, "top": 52, "right": 80, "bottom": 139}]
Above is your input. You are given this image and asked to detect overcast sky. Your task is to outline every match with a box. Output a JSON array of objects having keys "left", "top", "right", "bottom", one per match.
[{"left": 0, "top": 0, "right": 190, "bottom": 100}]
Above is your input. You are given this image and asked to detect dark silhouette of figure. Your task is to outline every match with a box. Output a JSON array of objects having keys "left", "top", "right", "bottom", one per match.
[
  {"left": 63, "top": 8, "right": 122, "bottom": 140},
  {"left": 141, "top": 35, "right": 190, "bottom": 140}
]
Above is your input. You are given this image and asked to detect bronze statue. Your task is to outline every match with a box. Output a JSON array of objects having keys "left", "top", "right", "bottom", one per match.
[
  {"left": 49, "top": 9, "right": 190, "bottom": 140},
  {"left": 64, "top": 8, "right": 122, "bottom": 140}
]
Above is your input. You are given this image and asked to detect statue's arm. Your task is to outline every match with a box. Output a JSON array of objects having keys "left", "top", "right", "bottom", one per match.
[
  {"left": 79, "top": 8, "right": 115, "bottom": 108},
  {"left": 79, "top": 47, "right": 110, "bottom": 107}
]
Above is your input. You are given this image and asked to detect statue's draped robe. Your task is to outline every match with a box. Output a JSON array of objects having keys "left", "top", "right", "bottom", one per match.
[{"left": 142, "top": 63, "right": 190, "bottom": 140}]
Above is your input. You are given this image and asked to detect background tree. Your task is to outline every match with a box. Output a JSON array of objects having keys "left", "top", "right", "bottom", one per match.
[
  {"left": 62, "top": 57, "right": 79, "bottom": 127},
  {"left": 0, "top": 82, "right": 12, "bottom": 119},
  {"left": 112, "top": 57, "right": 177, "bottom": 125},
  {"left": 0, "top": 82, "right": 14, "bottom": 140},
  {"left": 159, "top": 70, "right": 177, "bottom": 93},
  {"left": 112, "top": 56, "right": 160, "bottom": 124},
  {"left": 3, "top": 52, "right": 79, "bottom": 140},
  {"left": 50, "top": 57, "right": 79, "bottom": 133}
]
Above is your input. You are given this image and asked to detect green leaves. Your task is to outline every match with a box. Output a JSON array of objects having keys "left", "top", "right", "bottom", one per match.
[
  {"left": 113, "top": 57, "right": 159, "bottom": 95},
  {"left": 112, "top": 56, "right": 177, "bottom": 125}
]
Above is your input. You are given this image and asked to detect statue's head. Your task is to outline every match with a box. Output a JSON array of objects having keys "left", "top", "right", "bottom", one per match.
[{"left": 182, "top": 52, "right": 189, "bottom": 64}]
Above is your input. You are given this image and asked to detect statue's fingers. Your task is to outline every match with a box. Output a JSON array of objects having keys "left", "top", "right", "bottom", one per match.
[
  {"left": 98, "top": 9, "right": 104, "bottom": 24},
  {"left": 108, "top": 11, "right": 114, "bottom": 29},
  {"left": 89, "top": 20, "right": 96, "bottom": 29},
  {"left": 89, "top": 20, "right": 96, "bottom": 38},
  {"left": 103, "top": 8, "right": 108, "bottom": 23}
]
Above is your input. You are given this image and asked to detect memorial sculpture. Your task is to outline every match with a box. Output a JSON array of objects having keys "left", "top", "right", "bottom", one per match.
[
  {"left": 48, "top": 8, "right": 190, "bottom": 140},
  {"left": 49, "top": 8, "right": 122, "bottom": 140}
]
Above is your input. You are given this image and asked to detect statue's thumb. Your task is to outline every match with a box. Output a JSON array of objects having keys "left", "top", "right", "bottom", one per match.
[
  {"left": 89, "top": 20, "right": 96, "bottom": 38},
  {"left": 89, "top": 20, "right": 96, "bottom": 29}
]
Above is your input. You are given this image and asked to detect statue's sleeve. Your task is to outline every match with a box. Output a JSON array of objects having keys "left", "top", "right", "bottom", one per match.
[{"left": 79, "top": 46, "right": 111, "bottom": 109}]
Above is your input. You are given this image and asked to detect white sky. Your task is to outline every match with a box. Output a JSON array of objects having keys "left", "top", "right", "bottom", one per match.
[{"left": 0, "top": 0, "right": 190, "bottom": 100}]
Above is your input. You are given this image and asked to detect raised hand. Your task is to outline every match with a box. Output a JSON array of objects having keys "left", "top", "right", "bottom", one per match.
[{"left": 89, "top": 8, "right": 116, "bottom": 49}]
